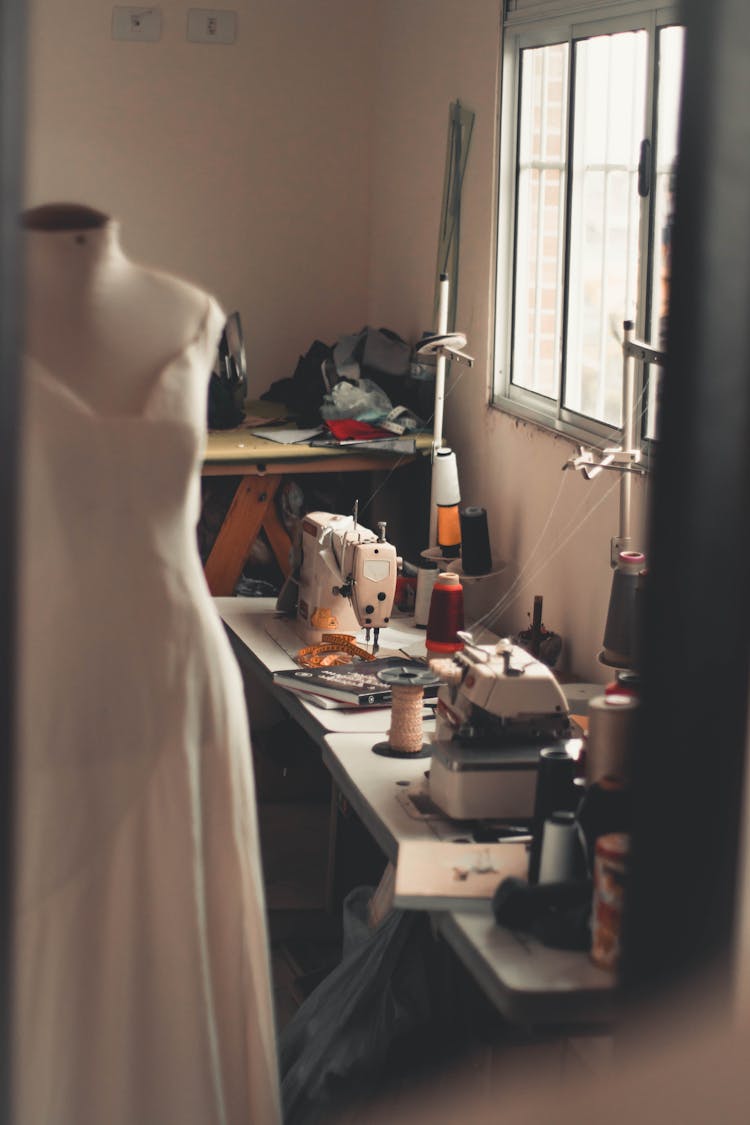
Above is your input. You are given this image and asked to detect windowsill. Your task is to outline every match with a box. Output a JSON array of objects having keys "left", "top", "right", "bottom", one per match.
[{"left": 489, "top": 394, "right": 655, "bottom": 473}]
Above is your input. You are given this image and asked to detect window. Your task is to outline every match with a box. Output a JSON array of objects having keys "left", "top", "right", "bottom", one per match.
[{"left": 494, "top": 1, "right": 684, "bottom": 446}]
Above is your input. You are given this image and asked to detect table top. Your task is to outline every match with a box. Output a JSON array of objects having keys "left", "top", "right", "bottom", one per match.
[
  {"left": 204, "top": 402, "right": 432, "bottom": 470},
  {"left": 216, "top": 595, "right": 616, "bottom": 1029},
  {"left": 217, "top": 598, "right": 431, "bottom": 740},
  {"left": 322, "top": 728, "right": 615, "bottom": 1028}
]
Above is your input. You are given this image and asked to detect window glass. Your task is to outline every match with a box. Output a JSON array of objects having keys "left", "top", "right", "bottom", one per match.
[
  {"left": 512, "top": 42, "right": 569, "bottom": 401},
  {"left": 564, "top": 29, "right": 647, "bottom": 427},
  {"left": 496, "top": 8, "right": 685, "bottom": 450}
]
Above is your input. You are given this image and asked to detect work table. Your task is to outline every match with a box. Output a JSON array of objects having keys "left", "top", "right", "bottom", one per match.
[
  {"left": 202, "top": 407, "right": 431, "bottom": 595},
  {"left": 216, "top": 595, "right": 615, "bottom": 1030}
]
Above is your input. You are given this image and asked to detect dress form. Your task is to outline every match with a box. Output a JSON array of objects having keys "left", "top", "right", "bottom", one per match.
[
  {"left": 23, "top": 203, "right": 211, "bottom": 416},
  {"left": 14, "top": 204, "right": 281, "bottom": 1125}
]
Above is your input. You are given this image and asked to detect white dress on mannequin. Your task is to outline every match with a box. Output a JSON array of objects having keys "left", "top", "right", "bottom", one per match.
[{"left": 14, "top": 205, "right": 280, "bottom": 1125}]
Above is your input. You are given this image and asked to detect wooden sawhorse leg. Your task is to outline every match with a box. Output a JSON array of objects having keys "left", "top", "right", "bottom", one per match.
[{"left": 204, "top": 474, "right": 292, "bottom": 595}]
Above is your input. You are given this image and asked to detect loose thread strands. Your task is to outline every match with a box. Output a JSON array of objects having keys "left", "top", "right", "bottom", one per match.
[
  {"left": 467, "top": 469, "right": 573, "bottom": 636},
  {"left": 470, "top": 472, "right": 621, "bottom": 639},
  {"left": 476, "top": 470, "right": 570, "bottom": 624},
  {"left": 469, "top": 376, "right": 650, "bottom": 638},
  {"left": 474, "top": 470, "right": 620, "bottom": 639}
]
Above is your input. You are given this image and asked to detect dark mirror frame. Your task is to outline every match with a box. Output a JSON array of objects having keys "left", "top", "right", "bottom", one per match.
[
  {"left": 2, "top": 0, "right": 750, "bottom": 1101},
  {"left": 1, "top": 0, "right": 26, "bottom": 1109},
  {"left": 622, "top": 0, "right": 750, "bottom": 1009}
]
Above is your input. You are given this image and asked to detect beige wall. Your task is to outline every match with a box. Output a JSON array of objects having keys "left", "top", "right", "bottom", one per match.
[
  {"left": 367, "top": 0, "right": 649, "bottom": 681},
  {"left": 24, "top": 0, "right": 376, "bottom": 390},
  {"left": 24, "top": 0, "right": 649, "bottom": 681}
]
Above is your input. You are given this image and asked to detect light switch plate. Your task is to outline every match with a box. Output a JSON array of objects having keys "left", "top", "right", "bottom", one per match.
[
  {"left": 112, "top": 6, "right": 162, "bottom": 42},
  {"left": 187, "top": 9, "right": 237, "bottom": 45}
]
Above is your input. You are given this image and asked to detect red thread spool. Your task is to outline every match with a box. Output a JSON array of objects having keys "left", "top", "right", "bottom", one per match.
[{"left": 425, "top": 572, "right": 465, "bottom": 653}]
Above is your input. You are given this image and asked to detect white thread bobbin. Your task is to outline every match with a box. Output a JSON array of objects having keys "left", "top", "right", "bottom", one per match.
[
  {"left": 371, "top": 666, "right": 440, "bottom": 759},
  {"left": 427, "top": 657, "right": 464, "bottom": 686}
]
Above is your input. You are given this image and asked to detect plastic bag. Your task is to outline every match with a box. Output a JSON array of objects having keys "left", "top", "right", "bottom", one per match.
[
  {"left": 279, "top": 886, "right": 435, "bottom": 1125},
  {"left": 319, "top": 377, "right": 393, "bottom": 424}
]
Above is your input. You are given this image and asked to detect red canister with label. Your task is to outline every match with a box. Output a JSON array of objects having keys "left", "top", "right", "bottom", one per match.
[{"left": 591, "top": 832, "right": 629, "bottom": 971}]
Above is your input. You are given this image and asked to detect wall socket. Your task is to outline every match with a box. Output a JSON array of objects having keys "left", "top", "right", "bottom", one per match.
[
  {"left": 112, "top": 6, "right": 162, "bottom": 42},
  {"left": 187, "top": 8, "right": 237, "bottom": 45}
]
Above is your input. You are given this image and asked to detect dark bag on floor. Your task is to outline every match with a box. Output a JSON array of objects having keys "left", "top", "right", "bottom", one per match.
[{"left": 279, "top": 887, "right": 436, "bottom": 1125}]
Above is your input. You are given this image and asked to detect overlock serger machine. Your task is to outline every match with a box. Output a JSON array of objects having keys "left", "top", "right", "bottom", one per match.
[
  {"left": 294, "top": 506, "right": 400, "bottom": 649},
  {"left": 429, "top": 635, "right": 577, "bottom": 819}
]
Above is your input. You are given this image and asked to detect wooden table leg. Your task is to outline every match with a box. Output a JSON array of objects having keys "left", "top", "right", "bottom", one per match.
[
  {"left": 204, "top": 474, "right": 283, "bottom": 595},
  {"left": 262, "top": 501, "right": 293, "bottom": 578}
]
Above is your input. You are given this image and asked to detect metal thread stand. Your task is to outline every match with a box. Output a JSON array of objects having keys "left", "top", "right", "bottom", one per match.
[
  {"left": 417, "top": 273, "right": 474, "bottom": 548},
  {"left": 565, "top": 319, "right": 664, "bottom": 564}
]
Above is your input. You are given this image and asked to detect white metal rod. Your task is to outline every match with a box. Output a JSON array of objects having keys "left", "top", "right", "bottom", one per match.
[
  {"left": 432, "top": 273, "right": 450, "bottom": 450},
  {"left": 429, "top": 274, "right": 451, "bottom": 547},
  {"left": 619, "top": 319, "right": 635, "bottom": 545}
]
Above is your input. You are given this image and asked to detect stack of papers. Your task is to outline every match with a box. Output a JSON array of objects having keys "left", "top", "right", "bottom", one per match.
[
  {"left": 250, "top": 426, "right": 324, "bottom": 445},
  {"left": 248, "top": 420, "right": 416, "bottom": 453}
]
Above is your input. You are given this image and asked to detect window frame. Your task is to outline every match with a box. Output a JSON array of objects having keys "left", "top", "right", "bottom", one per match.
[{"left": 493, "top": 1, "right": 682, "bottom": 452}]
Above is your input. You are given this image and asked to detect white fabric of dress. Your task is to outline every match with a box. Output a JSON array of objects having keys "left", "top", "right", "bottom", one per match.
[{"left": 14, "top": 216, "right": 280, "bottom": 1125}]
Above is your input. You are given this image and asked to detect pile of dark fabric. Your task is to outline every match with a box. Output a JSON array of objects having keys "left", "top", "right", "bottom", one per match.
[
  {"left": 261, "top": 326, "right": 433, "bottom": 428},
  {"left": 262, "top": 339, "right": 333, "bottom": 427},
  {"left": 492, "top": 877, "right": 593, "bottom": 951}
]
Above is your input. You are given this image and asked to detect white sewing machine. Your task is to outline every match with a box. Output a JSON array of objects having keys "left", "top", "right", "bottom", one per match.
[
  {"left": 429, "top": 635, "right": 578, "bottom": 819},
  {"left": 294, "top": 507, "right": 400, "bottom": 648}
]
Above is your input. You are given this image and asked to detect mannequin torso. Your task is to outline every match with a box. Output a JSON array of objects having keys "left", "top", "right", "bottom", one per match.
[
  {"left": 15, "top": 203, "right": 281, "bottom": 1124},
  {"left": 23, "top": 203, "right": 213, "bottom": 416}
]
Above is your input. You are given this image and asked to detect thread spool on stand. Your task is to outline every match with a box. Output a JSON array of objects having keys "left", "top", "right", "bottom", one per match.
[
  {"left": 372, "top": 666, "right": 440, "bottom": 759},
  {"left": 432, "top": 448, "right": 462, "bottom": 558},
  {"left": 459, "top": 506, "right": 492, "bottom": 575},
  {"left": 425, "top": 571, "right": 465, "bottom": 654},
  {"left": 600, "top": 550, "right": 646, "bottom": 669},
  {"left": 585, "top": 694, "right": 639, "bottom": 786},
  {"left": 528, "top": 747, "right": 581, "bottom": 884}
]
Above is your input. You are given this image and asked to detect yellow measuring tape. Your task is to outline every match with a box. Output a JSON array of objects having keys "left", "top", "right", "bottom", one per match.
[{"left": 296, "top": 634, "right": 375, "bottom": 667}]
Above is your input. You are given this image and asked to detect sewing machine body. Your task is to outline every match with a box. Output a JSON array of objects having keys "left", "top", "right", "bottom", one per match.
[
  {"left": 295, "top": 511, "right": 399, "bottom": 645},
  {"left": 429, "top": 639, "right": 574, "bottom": 819}
]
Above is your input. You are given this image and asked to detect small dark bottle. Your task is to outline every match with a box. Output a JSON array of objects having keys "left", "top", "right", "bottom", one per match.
[{"left": 576, "top": 775, "right": 630, "bottom": 874}]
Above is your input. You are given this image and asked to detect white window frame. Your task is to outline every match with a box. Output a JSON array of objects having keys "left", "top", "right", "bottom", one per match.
[{"left": 493, "top": 0, "right": 682, "bottom": 451}]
